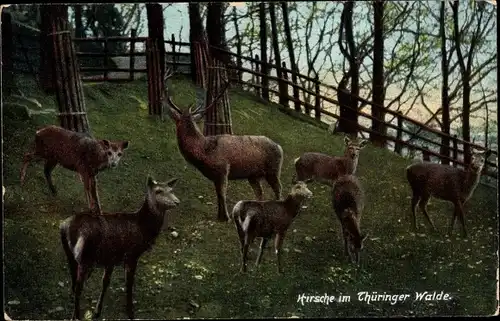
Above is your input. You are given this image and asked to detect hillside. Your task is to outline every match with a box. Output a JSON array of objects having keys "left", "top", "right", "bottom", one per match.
[{"left": 3, "top": 75, "right": 498, "bottom": 319}]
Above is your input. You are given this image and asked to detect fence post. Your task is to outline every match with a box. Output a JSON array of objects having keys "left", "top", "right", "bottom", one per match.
[
  {"left": 281, "top": 61, "right": 289, "bottom": 108},
  {"left": 422, "top": 146, "right": 430, "bottom": 161},
  {"left": 254, "top": 54, "right": 261, "bottom": 97},
  {"left": 171, "top": 33, "right": 177, "bottom": 73},
  {"left": 314, "top": 72, "right": 321, "bottom": 120},
  {"left": 129, "top": 29, "right": 137, "bottom": 81},
  {"left": 452, "top": 135, "right": 458, "bottom": 167},
  {"left": 394, "top": 111, "right": 403, "bottom": 155},
  {"left": 103, "top": 37, "right": 109, "bottom": 80}
]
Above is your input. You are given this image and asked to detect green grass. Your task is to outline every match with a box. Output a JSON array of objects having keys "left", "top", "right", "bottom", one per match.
[{"left": 3, "top": 75, "right": 498, "bottom": 319}]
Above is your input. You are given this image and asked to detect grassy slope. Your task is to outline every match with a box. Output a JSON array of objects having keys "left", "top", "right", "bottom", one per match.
[{"left": 3, "top": 76, "right": 498, "bottom": 319}]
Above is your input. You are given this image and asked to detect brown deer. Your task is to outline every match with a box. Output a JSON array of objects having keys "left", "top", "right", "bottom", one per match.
[
  {"left": 232, "top": 180, "right": 313, "bottom": 273},
  {"left": 406, "top": 149, "right": 490, "bottom": 238},
  {"left": 332, "top": 174, "right": 367, "bottom": 264},
  {"left": 20, "top": 125, "right": 129, "bottom": 214},
  {"left": 163, "top": 68, "right": 284, "bottom": 222},
  {"left": 293, "top": 136, "right": 368, "bottom": 186},
  {"left": 60, "top": 175, "right": 180, "bottom": 320}
]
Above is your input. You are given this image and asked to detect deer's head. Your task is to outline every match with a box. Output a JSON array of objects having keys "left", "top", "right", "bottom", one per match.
[
  {"left": 163, "top": 67, "right": 230, "bottom": 135},
  {"left": 470, "top": 149, "right": 491, "bottom": 173},
  {"left": 146, "top": 175, "right": 180, "bottom": 213},
  {"left": 344, "top": 136, "right": 368, "bottom": 160}
]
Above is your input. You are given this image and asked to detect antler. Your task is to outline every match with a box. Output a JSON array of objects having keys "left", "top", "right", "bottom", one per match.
[
  {"left": 162, "top": 66, "right": 182, "bottom": 114},
  {"left": 191, "top": 76, "right": 231, "bottom": 116}
]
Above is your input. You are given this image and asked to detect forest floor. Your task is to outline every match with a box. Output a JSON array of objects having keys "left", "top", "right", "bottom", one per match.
[{"left": 3, "top": 75, "right": 498, "bottom": 319}]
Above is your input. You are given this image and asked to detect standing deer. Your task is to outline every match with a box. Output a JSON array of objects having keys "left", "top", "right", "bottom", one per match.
[
  {"left": 405, "top": 149, "right": 490, "bottom": 238},
  {"left": 60, "top": 175, "right": 180, "bottom": 320},
  {"left": 163, "top": 68, "right": 284, "bottom": 222},
  {"left": 232, "top": 180, "right": 313, "bottom": 273},
  {"left": 293, "top": 136, "right": 368, "bottom": 186},
  {"left": 20, "top": 125, "right": 129, "bottom": 214},
  {"left": 332, "top": 174, "right": 367, "bottom": 264}
]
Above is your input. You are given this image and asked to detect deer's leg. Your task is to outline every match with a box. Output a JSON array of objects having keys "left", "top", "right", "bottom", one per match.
[
  {"left": 125, "top": 260, "right": 138, "bottom": 320},
  {"left": 89, "top": 176, "right": 102, "bottom": 215},
  {"left": 418, "top": 193, "right": 436, "bottom": 232},
  {"left": 215, "top": 175, "right": 230, "bottom": 222},
  {"left": 455, "top": 201, "right": 468, "bottom": 238},
  {"left": 234, "top": 219, "right": 245, "bottom": 250},
  {"left": 72, "top": 264, "right": 90, "bottom": 321},
  {"left": 43, "top": 160, "right": 58, "bottom": 195},
  {"left": 255, "top": 237, "right": 269, "bottom": 266},
  {"left": 266, "top": 174, "right": 282, "bottom": 200},
  {"left": 240, "top": 234, "right": 254, "bottom": 273},
  {"left": 448, "top": 208, "right": 458, "bottom": 237},
  {"left": 410, "top": 193, "right": 421, "bottom": 231},
  {"left": 20, "top": 151, "right": 36, "bottom": 185},
  {"left": 274, "top": 233, "right": 286, "bottom": 274},
  {"left": 248, "top": 178, "right": 264, "bottom": 201},
  {"left": 93, "top": 266, "right": 114, "bottom": 319}
]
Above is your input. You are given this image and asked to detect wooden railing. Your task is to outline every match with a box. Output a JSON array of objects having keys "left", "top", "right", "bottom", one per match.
[{"left": 8, "top": 30, "right": 498, "bottom": 181}]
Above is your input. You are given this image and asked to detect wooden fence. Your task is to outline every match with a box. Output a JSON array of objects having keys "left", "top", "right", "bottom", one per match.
[{"left": 8, "top": 30, "right": 498, "bottom": 181}]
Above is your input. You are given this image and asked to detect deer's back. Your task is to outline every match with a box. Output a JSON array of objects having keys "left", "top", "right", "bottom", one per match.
[
  {"left": 297, "top": 152, "right": 349, "bottom": 180},
  {"left": 332, "top": 175, "right": 364, "bottom": 219},
  {"left": 208, "top": 135, "right": 283, "bottom": 179},
  {"left": 235, "top": 200, "right": 290, "bottom": 236},
  {"left": 406, "top": 162, "right": 466, "bottom": 200},
  {"left": 61, "top": 212, "right": 158, "bottom": 266},
  {"left": 35, "top": 126, "right": 101, "bottom": 171}
]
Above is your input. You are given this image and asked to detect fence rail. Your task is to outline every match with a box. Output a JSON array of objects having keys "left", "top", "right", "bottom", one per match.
[{"left": 7, "top": 28, "right": 498, "bottom": 182}]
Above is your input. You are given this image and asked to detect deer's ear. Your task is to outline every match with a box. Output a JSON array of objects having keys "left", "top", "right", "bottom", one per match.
[
  {"left": 359, "top": 140, "right": 368, "bottom": 148},
  {"left": 101, "top": 139, "right": 111, "bottom": 148},
  {"left": 147, "top": 175, "right": 157, "bottom": 187},
  {"left": 168, "top": 106, "right": 181, "bottom": 121},
  {"left": 166, "top": 178, "right": 179, "bottom": 188},
  {"left": 121, "top": 141, "right": 129, "bottom": 149},
  {"left": 344, "top": 136, "right": 351, "bottom": 145}
]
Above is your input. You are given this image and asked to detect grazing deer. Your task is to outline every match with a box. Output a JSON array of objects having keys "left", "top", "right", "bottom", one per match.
[
  {"left": 163, "top": 68, "right": 284, "bottom": 222},
  {"left": 406, "top": 149, "right": 490, "bottom": 238},
  {"left": 332, "top": 174, "right": 367, "bottom": 264},
  {"left": 20, "top": 125, "right": 129, "bottom": 214},
  {"left": 232, "top": 180, "right": 313, "bottom": 273},
  {"left": 60, "top": 175, "right": 180, "bottom": 320},
  {"left": 293, "top": 136, "right": 368, "bottom": 186}
]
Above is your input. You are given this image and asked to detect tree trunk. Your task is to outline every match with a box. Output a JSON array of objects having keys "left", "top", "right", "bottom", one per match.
[
  {"left": 269, "top": 3, "right": 287, "bottom": 106},
  {"left": 338, "top": 1, "right": 359, "bottom": 137},
  {"left": 146, "top": 3, "right": 165, "bottom": 79},
  {"left": 259, "top": 3, "right": 269, "bottom": 101},
  {"left": 50, "top": 5, "right": 90, "bottom": 133},
  {"left": 206, "top": 3, "right": 226, "bottom": 64},
  {"left": 40, "top": 5, "right": 56, "bottom": 94},
  {"left": 232, "top": 6, "right": 243, "bottom": 84},
  {"left": 204, "top": 60, "right": 232, "bottom": 136},
  {"left": 439, "top": 1, "right": 451, "bottom": 165},
  {"left": 451, "top": 0, "right": 473, "bottom": 166},
  {"left": 370, "top": 0, "right": 386, "bottom": 147},
  {"left": 281, "top": 2, "right": 300, "bottom": 112},
  {"left": 188, "top": 3, "right": 205, "bottom": 84},
  {"left": 74, "top": 5, "right": 84, "bottom": 38},
  {"left": 1, "top": 11, "right": 14, "bottom": 96}
]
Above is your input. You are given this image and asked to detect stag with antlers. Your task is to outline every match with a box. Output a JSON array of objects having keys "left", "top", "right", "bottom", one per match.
[{"left": 163, "top": 68, "right": 284, "bottom": 222}]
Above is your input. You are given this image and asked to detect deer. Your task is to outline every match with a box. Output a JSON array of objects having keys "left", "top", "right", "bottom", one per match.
[
  {"left": 163, "top": 68, "right": 284, "bottom": 222},
  {"left": 332, "top": 174, "right": 367, "bottom": 264},
  {"left": 293, "top": 136, "right": 368, "bottom": 186},
  {"left": 59, "top": 175, "right": 180, "bottom": 320},
  {"left": 20, "top": 125, "right": 129, "bottom": 214},
  {"left": 232, "top": 180, "right": 313, "bottom": 273},
  {"left": 405, "top": 149, "right": 491, "bottom": 238}
]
